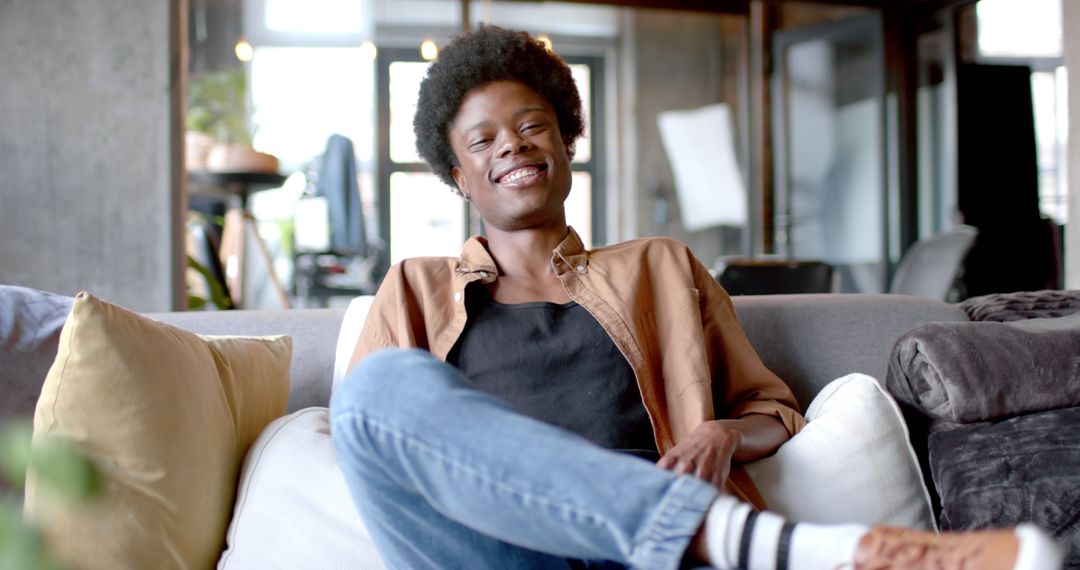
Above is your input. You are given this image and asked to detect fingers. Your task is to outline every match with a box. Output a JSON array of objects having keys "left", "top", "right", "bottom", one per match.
[
  {"left": 675, "top": 460, "right": 695, "bottom": 475},
  {"left": 657, "top": 454, "right": 676, "bottom": 470},
  {"left": 659, "top": 452, "right": 729, "bottom": 491},
  {"left": 657, "top": 454, "right": 695, "bottom": 475},
  {"left": 707, "top": 464, "right": 729, "bottom": 489}
]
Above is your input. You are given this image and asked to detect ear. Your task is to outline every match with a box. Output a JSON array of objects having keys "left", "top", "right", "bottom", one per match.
[{"left": 451, "top": 166, "right": 467, "bottom": 194}]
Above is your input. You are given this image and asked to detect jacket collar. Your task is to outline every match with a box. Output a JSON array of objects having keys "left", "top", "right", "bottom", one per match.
[{"left": 455, "top": 226, "right": 589, "bottom": 280}]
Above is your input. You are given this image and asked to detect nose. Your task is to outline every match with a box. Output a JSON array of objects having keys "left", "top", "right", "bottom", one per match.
[{"left": 496, "top": 132, "right": 533, "bottom": 158}]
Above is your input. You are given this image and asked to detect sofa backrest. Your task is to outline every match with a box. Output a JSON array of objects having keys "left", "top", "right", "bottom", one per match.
[
  {"left": 152, "top": 293, "right": 966, "bottom": 416},
  {"left": 150, "top": 309, "right": 345, "bottom": 414},
  {"left": 4, "top": 293, "right": 966, "bottom": 421},
  {"left": 733, "top": 293, "right": 966, "bottom": 410}
]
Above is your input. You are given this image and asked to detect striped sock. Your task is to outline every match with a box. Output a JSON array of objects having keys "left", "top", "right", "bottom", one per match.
[{"left": 703, "top": 497, "right": 867, "bottom": 570}]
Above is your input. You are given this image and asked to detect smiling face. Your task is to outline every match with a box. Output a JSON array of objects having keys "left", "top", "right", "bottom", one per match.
[{"left": 449, "top": 80, "right": 573, "bottom": 233}]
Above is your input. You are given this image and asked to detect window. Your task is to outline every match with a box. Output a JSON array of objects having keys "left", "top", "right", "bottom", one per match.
[
  {"left": 977, "top": 0, "right": 1068, "bottom": 224},
  {"left": 1031, "top": 67, "right": 1069, "bottom": 225}
]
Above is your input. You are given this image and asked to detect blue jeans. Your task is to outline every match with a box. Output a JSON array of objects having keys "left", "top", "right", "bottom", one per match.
[{"left": 329, "top": 348, "right": 719, "bottom": 570}]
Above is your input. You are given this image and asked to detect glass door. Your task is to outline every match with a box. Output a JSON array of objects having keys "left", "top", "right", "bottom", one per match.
[{"left": 772, "top": 13, "right": 889, "bottom": 293}]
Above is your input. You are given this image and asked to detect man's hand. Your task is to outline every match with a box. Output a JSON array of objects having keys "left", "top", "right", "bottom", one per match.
[
  {"left": 657, "top": 414, "right": 791, "bottom": 490},
  {"left": 656, "top": 421, "right": 741, "bottom": 490}
]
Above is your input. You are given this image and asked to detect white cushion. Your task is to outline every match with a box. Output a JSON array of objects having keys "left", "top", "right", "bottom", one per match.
[
  {"left": 333, "top": 295, "right": 375, "bottom": 395},
  {"left": 218, "top": 407, "right": 385, "bottom": 569},
  {"left": 745, "top": 373, "right": 936, "bottom": 529}
]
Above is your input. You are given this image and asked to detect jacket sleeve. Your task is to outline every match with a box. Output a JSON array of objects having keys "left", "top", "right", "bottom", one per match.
[{"left": 692, "top": 257, "right": 807, "bottom": 437}]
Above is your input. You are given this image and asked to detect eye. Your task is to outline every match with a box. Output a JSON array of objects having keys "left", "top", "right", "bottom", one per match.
[
  {"left": 521, "top": 123, "right": 544, "bottom": 133},
  {"left": 468, "top": 138, "right": 492, "bottom": 151}
]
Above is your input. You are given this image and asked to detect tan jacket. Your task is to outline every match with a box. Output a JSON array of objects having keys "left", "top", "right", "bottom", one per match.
[{"left": 350, "top": 228, "right": 805, "bottom": 507}]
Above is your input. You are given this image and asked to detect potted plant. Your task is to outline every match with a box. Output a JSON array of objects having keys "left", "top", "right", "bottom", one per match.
[{"left": 186, "top": 68, "right": 279, "bottom": 173}]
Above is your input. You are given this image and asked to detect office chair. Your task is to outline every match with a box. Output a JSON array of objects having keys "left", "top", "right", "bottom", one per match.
[
  {"left": 293, "top": 135, "right": 382, "bottom": 307},
  {"left": 889, "top": 225, "right": 977, "bottom": 301}
]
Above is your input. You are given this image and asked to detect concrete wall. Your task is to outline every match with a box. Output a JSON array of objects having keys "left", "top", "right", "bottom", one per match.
[
  {"left": 0, "top": 0, "right": 185, "bottom": 311},
  {"left": 1066, "top": 0, "right": 1080, "bottom": 289}
]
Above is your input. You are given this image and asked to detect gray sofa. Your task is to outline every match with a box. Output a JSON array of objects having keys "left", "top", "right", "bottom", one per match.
[
  {"left": 4, "top": 293, "right": 963, "bottom": 501},
  {"left": 10, "top": 289, "right": 1078, "bottom": 564}
]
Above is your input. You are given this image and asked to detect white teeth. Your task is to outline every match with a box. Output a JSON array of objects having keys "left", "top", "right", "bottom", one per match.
[{"left": 501, "top": 167, "right": 538, "bottom": 183}]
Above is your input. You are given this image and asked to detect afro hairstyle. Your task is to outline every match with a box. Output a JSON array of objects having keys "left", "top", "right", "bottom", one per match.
[{"left": 413, "top": 25, "right": 585, "bottom": 192}]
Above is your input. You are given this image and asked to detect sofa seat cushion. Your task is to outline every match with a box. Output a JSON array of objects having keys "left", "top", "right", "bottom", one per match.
[
  {"left": 219, "top": 407, "right": 385, "bottom": 569},
  {"left": 24, "top": 292, "right": 292, "bottom": 569},
  {"left": 745, "top": 373, "right": 935, "bottom": 529},
  {"left": 930, "top": 406, "right": 1080, "bottom": 565},
  {"left": 887, "top": 313, "right": 1080, "bottom": 424}
]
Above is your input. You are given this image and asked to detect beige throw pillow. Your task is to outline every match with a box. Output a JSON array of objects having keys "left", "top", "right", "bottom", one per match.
[{"left": 24, "top": 292, "right": 292, "bottom": 569}]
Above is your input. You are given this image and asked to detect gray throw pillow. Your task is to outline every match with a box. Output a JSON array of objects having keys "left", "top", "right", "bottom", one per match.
[
  {"left": 0, "top": 285, "right": 75, "bottom": 420},
  {"left": 886, "top": 312, "right": 1080, "bottom": 424}
]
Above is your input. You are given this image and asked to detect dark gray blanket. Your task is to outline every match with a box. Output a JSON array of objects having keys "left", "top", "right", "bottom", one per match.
[
  {"left": 961, "top": 289, "right": 1080, "bottom": 322},
  {"left": 887, "top": 313, "right": 1080, "bottom": 424},
  {"left": 930, "top": 407, "right": 1080, "bottom": 568}
]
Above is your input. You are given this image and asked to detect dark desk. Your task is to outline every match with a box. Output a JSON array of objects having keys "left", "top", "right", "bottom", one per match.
[
  {"left": 188, "top": 171, "right": 287, "bottom": 209},
  {"left": 188, "top": 170, "right": 289, "bottom": 309}
]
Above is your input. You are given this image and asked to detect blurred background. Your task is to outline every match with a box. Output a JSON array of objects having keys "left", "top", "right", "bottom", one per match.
[{"left": 0, "top": 0, "right": 1073, "bottom": 310}]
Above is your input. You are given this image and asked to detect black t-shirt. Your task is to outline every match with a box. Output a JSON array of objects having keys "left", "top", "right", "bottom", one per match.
[{"left": 447, "top": 284, "right": 659, "bottom": 461}]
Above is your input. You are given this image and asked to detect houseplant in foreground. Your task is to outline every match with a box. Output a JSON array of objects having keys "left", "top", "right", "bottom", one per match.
[{"left": 0, "top": 422, "right": 99, "bottom": 570}]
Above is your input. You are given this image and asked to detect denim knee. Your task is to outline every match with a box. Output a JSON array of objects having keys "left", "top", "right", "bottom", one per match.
[{"left": 330, "top": 347, "right": 455, "bottom": 423}]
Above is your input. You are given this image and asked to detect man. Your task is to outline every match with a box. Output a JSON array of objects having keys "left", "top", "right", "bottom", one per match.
[{"left": 330, "top": 25, "right": 1061, "bottom": 570}]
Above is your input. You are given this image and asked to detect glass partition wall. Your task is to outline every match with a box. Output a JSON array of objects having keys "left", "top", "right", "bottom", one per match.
[{"left": 772, "top": 13, "right": 889, "bottom": 293}]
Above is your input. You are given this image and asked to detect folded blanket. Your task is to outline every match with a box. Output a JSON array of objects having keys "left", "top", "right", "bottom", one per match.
[
  {"left": 929, "top": 407, "right": 1080, "bottom": 566},
  {"left": 961, "top": 289, "right": 1080, "bottom": 322},
  {"left": 886, "top": 312, "right": 1080, "bottom": 424}
]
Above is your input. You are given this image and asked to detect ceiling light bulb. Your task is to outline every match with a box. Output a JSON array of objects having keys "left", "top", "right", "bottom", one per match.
[
  {"left": 420, "top": 39, "right": 438, "bottom": 61},
  {"left": 360, "top": 41, "right": 377, "bottom": 62},
  {"left": 234, "top": 38, "right": 253, "bottom": 62}
]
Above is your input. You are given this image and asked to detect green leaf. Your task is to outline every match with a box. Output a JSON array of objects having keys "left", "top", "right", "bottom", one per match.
[
  {"left": 0, "top": 497, "right": 63, "bottom": 570},
  {"left": 1, "top": 425, "right": 95, "bottom": 569},
  {"left": 187, "top": 68, "right": 251, "bottom": 144},
  {"left": 28, "top": 438, "right": 100, "bottom": 502},
  {"left": 187, "top": 255, "right": 232, "bottom": 310},
  {"left": 0, "top": 422, "right": 32, "bottom": 488}
]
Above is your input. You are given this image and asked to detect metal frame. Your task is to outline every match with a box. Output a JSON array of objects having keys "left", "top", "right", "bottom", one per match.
[
  {"left": 375, "top": 46, "right": 433, "bottom": 272},
  {"left": 564, "top": 54, "right": 608, "bottom": 246}
]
